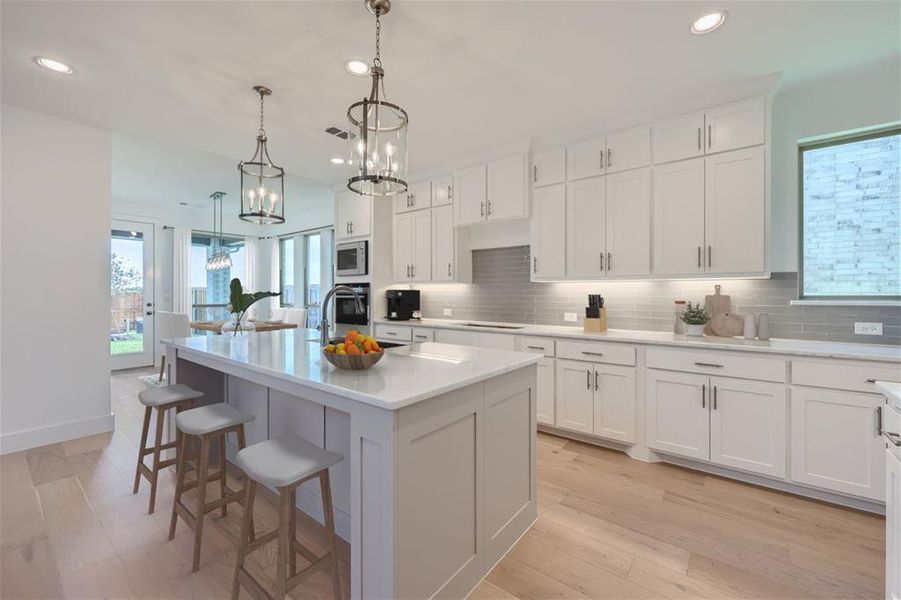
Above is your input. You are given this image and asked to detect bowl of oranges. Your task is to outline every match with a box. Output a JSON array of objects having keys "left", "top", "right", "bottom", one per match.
[{"left": 322, "top": 330, "right": 384, "bottom": 370}]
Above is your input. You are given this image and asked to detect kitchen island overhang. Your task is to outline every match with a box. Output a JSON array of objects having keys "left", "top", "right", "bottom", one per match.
[{"left": 164, "top": 330, "right": 539, "bottom": 599}]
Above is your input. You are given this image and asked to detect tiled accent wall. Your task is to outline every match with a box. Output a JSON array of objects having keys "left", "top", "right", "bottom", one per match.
[{"left": 416, "top": 246, "right": 900, "bottom": 345}]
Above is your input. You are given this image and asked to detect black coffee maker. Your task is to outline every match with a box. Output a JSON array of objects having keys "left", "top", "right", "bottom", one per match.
[{"left": 386, "top": 290, "right": 420, "bottom": 321}]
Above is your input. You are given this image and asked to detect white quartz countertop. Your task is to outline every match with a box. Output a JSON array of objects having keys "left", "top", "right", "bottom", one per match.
[
  {"left": 876, "top": 381, "right": 901, "bottom": 411},
  {"left": 164, "top": 329, "right": 539, "bottom": 410},
  {"left": 374, "top": 318, "right": 901, "bottom": 363}
]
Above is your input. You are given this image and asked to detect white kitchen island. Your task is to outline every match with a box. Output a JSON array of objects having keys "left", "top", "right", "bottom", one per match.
[{"left": 164, "top": 329, "right": 539, "bottom": 600}]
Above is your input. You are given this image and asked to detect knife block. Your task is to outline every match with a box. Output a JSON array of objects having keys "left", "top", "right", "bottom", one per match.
[{"left": 584, "top": 308, "right": 607, "bottom": 332}]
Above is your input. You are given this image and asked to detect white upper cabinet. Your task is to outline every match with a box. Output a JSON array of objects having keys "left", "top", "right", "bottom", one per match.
[
  {"left": 393, "top": 209, "right": 431, "bottom": 282},
  {"left": 566, "top": 177, "right": 606, "bottom": 278},
  {"left": 532, "top": 147, "right": 566, "bottom": 187},
  {"left": 335, "top": 190, "right": 371, "bottom": 240},
  {"left": 531, "top": 184, "right": 566, "bottom": 279},
  {"left": 704, "top": 146, "right": 765, "bottom": 274},
  {"left": 566, "top": 136, "right": 606, "bottom": 181},
  {"left": 431, "top": 204, "right": 455, "bottom": 282},
  {"left": 652, "top": 157, "right": 705, "bottom": 275},
  {"left": 454, "top": 164, "right": 488, "bottom": 226},
  {"left": 431, "top": 174, "right": 454, "bottom": 207},
  {"left": 652, "top": 111, "right": 705, "bottom": 165},
  {"left": 605, "top": 168, "right": 650, "bottom": 277},
  {"left": 393, "top": 212, "right": 413, "bottom": 281},
  {"left": 393, "top": 179, "right": 431, "bottom": 214},
  {"left": 704, "top": 97, "right": 765, "bottom": 155},
  {"left": 605, "top": 126, "right": 651, "bottom": 174},
  {"left": 487, "top": 154, "right": 527, "bottom": 221}
]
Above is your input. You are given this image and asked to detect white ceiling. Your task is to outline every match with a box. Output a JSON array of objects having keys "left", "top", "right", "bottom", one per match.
[{"left": 3, "top": 1, "right": 899, "bottom": 185}]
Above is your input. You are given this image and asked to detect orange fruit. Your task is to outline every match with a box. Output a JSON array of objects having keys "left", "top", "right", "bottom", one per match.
[{"left": 346, "top": 343, "right": 362, "bottom": 355}]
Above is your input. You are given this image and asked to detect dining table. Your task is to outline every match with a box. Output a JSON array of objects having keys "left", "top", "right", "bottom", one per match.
[{"left": 190, "top": 320, "right": 298, "bottom": 333}]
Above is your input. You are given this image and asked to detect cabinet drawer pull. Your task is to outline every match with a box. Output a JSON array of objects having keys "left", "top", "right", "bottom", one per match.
[
  {"left": 600, "top": 149, "right": 604, "bottom": 171},
  {"left": 533, "top": 165, "right": 538, "bottom": 183},
  {"left": 885, "top": 431, "right": 901, "bottom": 447},
  {"left": 708, "top": 245, "right": 712, "bottom": 268},
  {"left": 600, "top": 252, "right": 604, "bottom": 272},
  {"left": 877, "top": 406, "right": 883, "bottom": 436},
  {"left": 586, "top": 369, "right": 591, "bottom": 390},
  {"left": 414, "top": 335, "right": 429, "bottom": 340},
  {"left": 384, "top": 331, "right": 397, "bottom": 336},
  {"left": 607, "top": 148, "right": 612, "bottom": 168},
  {"left": 697, "top": 246, "right": 701, "bottom": 268},
  {"left": 701, "top": 384, "right": 706, "bottom": 408},
  {"left": 447, "top": 262, "right": 452, "bottom": 278},
  {"left": 448, "top": 185, "right": 453, "bottom": 200},
  {"left": 694, "top": 362, "right": 723, "bottom": 368},
  {"left": 707, "top": 124, "right": 712, "bottom": 148},
  {"left": 697, "top": 127, "right": 701, "bottom": 150},
  {"left": 526, "top": 345, "right": 546, "bottom": 351},
  {"left": 866, "top": 378, "right": 877, "bottom": 383},
  {"left": 594, "top": 370, "right": 599, "bottom": 391},
  {"left": 713, "top": 385, "right": 718, "bottom": 410},
  {"left": 581, "top": 351, "right": 605, "bottom": 357},
  {"left": 533, "top": 256, "right": 538, "bottom": 273},
  {"left": 608, "top": 252, "right": 612, "bottom": 271},
  {"left": 480, "top": 201, "right": 485, "bottom": 217}
]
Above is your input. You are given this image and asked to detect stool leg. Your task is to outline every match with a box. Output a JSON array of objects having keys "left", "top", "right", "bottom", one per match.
[
  {"left": 168, "top": 432, "right": 189, "bottom": 540},
  {"left": 133, "top": 406, "right": 152, "bottom": 494},
  {"left": 288, "top": 487, "right": 297, "bottom": 578},
  {"left": 231, "top": 480, "right": 256, "bottom": 600},
  {"left": 236, "top": 425, "right": 254, "bottom": 542},
  {"left": 275, "top": 487, "right": 291, "bottom": 600},
  {"left": 218, "top": 433, "right": 228, "bottom": 517},
  {"left": 192, "top": 434, "right": 210, "bottom": 573},
  {"left": 320, "top": 470, "right": 342, "bottom": 599},
  {"left": 148, "top": 406, "right": 166, "bottom": 514}
]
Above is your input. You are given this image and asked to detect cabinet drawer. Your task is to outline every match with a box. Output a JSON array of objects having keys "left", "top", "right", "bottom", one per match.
[
  {"left": 515, "top": 336, "right": 555, "bottom": 357},
  {"left": 557, "top": 340, "right": 635, "bottom": 366},
  {"left": 411, "top": 328, "right": 435, "bottom": 343},
  {"left": 374, "top": 324, "right": 413, "bottom": 342},
  {"left": 434, "top": 328, "right": 516, "bottom": 351},
  {"left": 646, "top": 347, "right": 785, "bottom": 383},
  {"left": 792, "top": 360, "right": 900, "bottom": 394}
]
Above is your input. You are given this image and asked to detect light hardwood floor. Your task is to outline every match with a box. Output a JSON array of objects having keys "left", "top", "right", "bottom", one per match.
[{"left": 1, "top": 368, "right": 886, "bottom": 599}]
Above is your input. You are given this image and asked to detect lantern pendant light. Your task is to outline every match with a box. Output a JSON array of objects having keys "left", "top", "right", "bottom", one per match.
[
  {"left": 206, "top": 191, "right": 232, "bottom": 271},
  {"left": 347, "top": 0, "right": 409, "bottom": 197},
  {"left": 238, "top": 85, "right": 286, "bottom": 224}
]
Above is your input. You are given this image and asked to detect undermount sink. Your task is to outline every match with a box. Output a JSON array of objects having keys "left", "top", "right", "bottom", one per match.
[{"left": 461, "top": 323, "right": 524, "bottom": 330}]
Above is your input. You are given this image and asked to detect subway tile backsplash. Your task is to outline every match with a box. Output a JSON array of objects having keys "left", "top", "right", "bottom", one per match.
[{"left": 415, "top": 246, "right": 900, "bottom": 345}]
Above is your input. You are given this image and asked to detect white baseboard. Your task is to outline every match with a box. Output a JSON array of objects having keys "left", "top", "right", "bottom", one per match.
[{"left": 0, "top": 413, "right": 115, "bottom": 455}]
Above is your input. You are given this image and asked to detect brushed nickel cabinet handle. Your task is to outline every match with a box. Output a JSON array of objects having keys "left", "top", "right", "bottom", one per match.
[
  {"left": 707, "top": 124, "right": 712, "bottom": 148},
  {"left": 607, "top": 148, "right": 612, "bottom": 168},
  {"left": 608, "top": 252, "right": 612, "bottom": 271},
  {"left": 384, "top": 331, "right": 397, "bottom": 336},
  {"left": 697, "top": 127, "right": 701, "bottom": 151},
  {"left": 702, "top": 384, "right": 706, "bottom": 408},
  {"left": 533, "top": 165, "right": 538, "bottom": 183},
  {"left": 526, "top": 345, "right": 545, "bottom": 351},
  {"left": 447, "top": 262, "right": 452, "bottom": 278},
  {"left": 533, "top": 256, "right": 538, "bottom": 273},
  {"left": 877, "top": 406, "right": 883, "bottom": 436},
  {"left": 581, "top": 351, "right": 605, "bottom": 357},
  {"left": 708, "top": 245, "right": 712, "bottom": 268},
  {"left": 586, "top": 369, "right": 591, "bottom": 390},
  {"left": 866, "top": 378, "right": 878, "bottom": 383},
  {"left": 697, "top": 246, "right": 701, "bottom": 268},
  {"left": 695, "top": 362, "right": 724, "bottom": 368},
  {"left": 600, "top": 252, "right": 604, "bottom": 272},
  {"left": 713, "top": 386, "right": 718, "bottom": 410},
  {"left": 886, "top": 431, "right": 901, "bottom": 447},
  {"left": 487, "top": 201, "right": 492, "bottom": 216},
  {"left": 448, "top": 185, "right": 452, "bottom": 200},
  {"left": 600, "top": 149, "right": 604, "bottom": 171},
  {"left": 480, "top": 201, "right": 485, "bottom": 217},
  {"left": 595, "top": 370, "right": 599, "bottom": 391}
]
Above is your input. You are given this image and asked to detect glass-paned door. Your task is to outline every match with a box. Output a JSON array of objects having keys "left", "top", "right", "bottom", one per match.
[
  {"left": 304, "top": 229, "right": 333, "bottom": 327},
  {"left": 110, "top": 220, "right": 154, "bottom": 369}
]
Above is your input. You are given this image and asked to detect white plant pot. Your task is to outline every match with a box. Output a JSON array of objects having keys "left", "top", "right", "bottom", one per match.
[{"left": 685, "top": 323, "right": 706, "bottom": 337}]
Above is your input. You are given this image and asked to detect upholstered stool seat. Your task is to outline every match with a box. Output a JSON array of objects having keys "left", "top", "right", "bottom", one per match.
[
  {"left": 169, "top": 403, "right": 254, "bottom": 572},
  {"left": 132, "top": 383, "right": 203, "bottom": 513},
  {"left": 232, "top": 434, "right": 344, "bottom": 600}
]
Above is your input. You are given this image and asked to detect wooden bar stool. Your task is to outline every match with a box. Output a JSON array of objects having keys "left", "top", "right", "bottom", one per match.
[
  {"left": 169, "top": 403, "right": 255, "bottom": 572},
  {"left": 133, "top": 383, "right": 203, "bottom": 513},
  {"left": 231, "top": 434, "right": 343, "bottom": 600}
]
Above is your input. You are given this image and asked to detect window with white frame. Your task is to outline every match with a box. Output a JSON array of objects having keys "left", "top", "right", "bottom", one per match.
[{"left": 799, "top": 126, "right": 900, "bottom": 300}]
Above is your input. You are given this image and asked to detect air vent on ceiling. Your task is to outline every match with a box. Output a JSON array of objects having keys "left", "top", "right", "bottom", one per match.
[{"left": 324, "top": 125, "right": 356, "bottom": 140}]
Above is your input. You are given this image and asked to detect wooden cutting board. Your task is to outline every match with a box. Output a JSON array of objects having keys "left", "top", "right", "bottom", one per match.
[
  {"left": 704, "top": 284, "right": 731, "bottom": 334},
  {"left": 709, "top": 312, "right": 745, "bottom": 337}
]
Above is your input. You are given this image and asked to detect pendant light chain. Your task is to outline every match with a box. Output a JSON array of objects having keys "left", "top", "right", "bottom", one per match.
[
  {"left": 373, "top": 13, "right": 382, "bottom": 68},
  {"left": 258, "top": 91, "right": 266, "bottom": 138}
]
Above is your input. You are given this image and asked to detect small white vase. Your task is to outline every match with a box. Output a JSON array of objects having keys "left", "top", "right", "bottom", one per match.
[
  {"left": 221, "top": 313, "right": 257, "bottom": 335},
  {"left": 685, "top": 323, "right": 705, "bottom": 337}
]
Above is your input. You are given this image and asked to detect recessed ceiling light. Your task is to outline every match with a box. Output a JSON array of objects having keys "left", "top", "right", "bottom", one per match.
[
  {"left": 330, "top": 157, "right": 348, "bottom": 165},
  {"left": 345, "top": 60, "right": 370, "bottom": 77},
  {"left": 690, "top": 11, "right": 727, "bottom": 35},
  {"left": 34, "top": 56, "right": 74, "bottom": 75}
]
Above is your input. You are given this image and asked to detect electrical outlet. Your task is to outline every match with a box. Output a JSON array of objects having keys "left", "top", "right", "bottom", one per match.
[
  {"left": 564, "top": 312, "right": 578, "bottom": 322},
  {"left": 443, "top": 308, "right": 453, "bottom": 317},
  {"left": 854, "top": 322, "right": 883, "bottom": 336}
]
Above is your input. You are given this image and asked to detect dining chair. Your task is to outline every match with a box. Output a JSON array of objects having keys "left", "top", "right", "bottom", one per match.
[{"left": 156, "top": 311, "right": 190, "bottom": 382}]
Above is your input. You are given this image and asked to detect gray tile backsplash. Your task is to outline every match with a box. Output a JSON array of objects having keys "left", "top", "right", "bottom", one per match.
[{"left": 415, "top": 246, "right": 900, "bottom": 345}]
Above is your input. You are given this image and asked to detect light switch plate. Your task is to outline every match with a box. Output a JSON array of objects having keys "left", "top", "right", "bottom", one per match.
[
  {"left": 443, "top": 308, "right": 453, "bottom": 317},
  {"left": 564, "top": 312, "right": 578, "bottom": 322},
  {"left": 854, "top": 322, "right": 883, "bottom": 336}
]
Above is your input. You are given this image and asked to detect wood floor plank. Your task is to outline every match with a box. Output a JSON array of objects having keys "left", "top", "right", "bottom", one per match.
[
  {"left": 0, "top": 533, "right": 65, "bottom": 599},
  {"left": 25, "top": 443, "right": 75, "bottom": 486},
  {"left": 528, "top": 517, "right": 635, "bottom": 578},
  {"left": 626, "top": 557, "right": 741, "bottom": 599},
  {"left": 687, "top": 552, "right": 813, "bottom": 600},
  {"left": 486, "top": 554, "right": 594, "bottom": 600},
  {"left": 0, "top": 451, "right": 45, "bottom": 552},
  {"left": 467, "top": 579, "right": 520, "bottom": 599}
]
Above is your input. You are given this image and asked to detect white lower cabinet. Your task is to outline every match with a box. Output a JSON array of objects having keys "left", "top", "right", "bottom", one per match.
[
  {"left": 556, "top": 359, "right": 594, "bottom": 433},
  {"left": 555, "top": 358, "right": 636, "bottom": 441},
  {"left": 433, "top": 328, "right": 515, "bottom": 351},
  {"left": 887, "top": 446, "right": 901, "bottom": 600},
  {"left": 646, "top": 370, "right": 710, "bottom": 460},
  {"left": 790, "top": 386, "right": 885, "bottom": 501},
  {"left": 536, "top": 357, "right": 556, "bottom": 426}
]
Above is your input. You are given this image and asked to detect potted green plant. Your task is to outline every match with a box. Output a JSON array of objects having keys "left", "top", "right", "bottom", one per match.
[
  {"left": 680, "top": 302, "right": 710, "bottom": 337},
  {"left": 221, "top": 278, "right": 280, "bottom": 335}
]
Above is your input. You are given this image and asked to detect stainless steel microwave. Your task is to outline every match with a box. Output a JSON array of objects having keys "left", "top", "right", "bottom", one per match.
[{"left": 336, "top": 240, "right": 368, "bottom": 277}]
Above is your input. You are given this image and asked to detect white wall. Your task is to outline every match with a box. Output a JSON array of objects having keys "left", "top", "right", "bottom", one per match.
[
  {"left": 1, "top": 104, "right": 114, "bottom": 453},
  {"left": 770, "top": 57, "right": 901, "bottom": 271}
]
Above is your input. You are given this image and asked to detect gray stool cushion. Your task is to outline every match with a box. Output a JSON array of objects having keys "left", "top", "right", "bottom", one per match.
[
  {"left": 175, "top": 403, "right": 255, "bottom": 436},
  {"left": 236, "top": 434, "right": 343, "bottom": 489},
  {"left": 138, "top": 383, "right": 203, "bottom": 407}
]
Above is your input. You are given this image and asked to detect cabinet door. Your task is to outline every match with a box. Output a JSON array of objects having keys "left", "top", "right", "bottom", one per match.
[
  {"left": 790, "top": 387, "right": 885, "bottom": 501},
  {"left": 455, "top": 164, "right": 487, "bottom": 225},
  {"left": 393, "top": 190, "right": 410, "bottom": 214},
  {"left": 431, "top": 204, "right": 455, "bottom": 282},
  {"left": 487, "top": 154, "right": 527, "bottom": 221},
  {"left": 408, "top": 179, "right": 431, "bottom": 212},
  {"left": 887, "top": 448, "right": 901, "bottom": 600},
  {"left": 709, "top": 378, "right": 786, "bottom": 478},
  {"left": 555, "top": 359, "right": 594, "bottom": 433},
  {"left": 431, "top": 174, "right": 454, "bottom": 207},
  {"left": 566, "top": 136, "right": 606, "bottom": 181},
  {"left": 566, "top": 176, "right": 606, "bottom": 278},
  {"left": 705, "top": 97, "right": 765, "bottom": 155},
  {"left": 704, "top": 146, "right": 765, "bottom": 274},
  {"left": 593, "top": 365, "right": 636, "bottom": 443},
  {"left": 225, "top": 376, "right": 270, "bottom": 455},
  {"left": 335, "top": 190, "right": 354, "bottom": 240},
  {"left": 536, "top": 356, "right": 556, "bottom": 426},
  {"left": 605, "top": 126, "right": 650, "bottom": 174},
  {"left": 532, "top": 147, "right": 566, "bottom": 187},
  {"left": 652, "top": 111, "right": 705, "bottom": 165},
  {"left": 269, "top": 390, "right": 325, "bottom": 501},
  {"left": 393, "top": 212, "right": 413, "bottom": 281},
  {"left": 605, "top": 168, "right": 650, "bottom": 277},
  {"left": 530, "top": 184, "right": 566, "bottom": 279},
  {"left": 646, "top": 370, "right": 709, "bottom": 460},
  {"left": 652, "top": 157, "right": 705, "bottom": 275},
  {"left": 410, "top": 209, "right": 432, "bottom": 282}
]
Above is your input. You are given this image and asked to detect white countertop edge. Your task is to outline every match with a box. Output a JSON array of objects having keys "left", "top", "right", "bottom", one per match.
[
  {"left": 374, "top": 319, "right": 901, "bottom": 363},
  {"left": 167, "top": 341, "right": 541, "bottom": 411}
]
